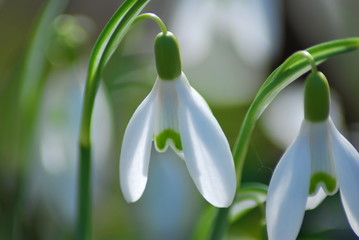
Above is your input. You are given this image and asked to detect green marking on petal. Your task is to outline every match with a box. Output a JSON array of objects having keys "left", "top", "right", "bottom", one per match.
[
  {"left": 309, "top": 172, "right": 336, "bottom": 194},
  {"left": 155, "top": 129, "right": 182, "bottom": 151}
]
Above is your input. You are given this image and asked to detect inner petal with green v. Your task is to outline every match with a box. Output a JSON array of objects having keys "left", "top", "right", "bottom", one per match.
[
  {"left": 152, "top": 77, "right": 183, "bottom": 153},
  {"left": 309, "top": 171, "right": 337, "bottom": 195},
  {"left": 308, "top": 120, "right": 338, "bottom": 195},
  {"left": 155, "top": 128, "right": 182, "bottom": 152}
]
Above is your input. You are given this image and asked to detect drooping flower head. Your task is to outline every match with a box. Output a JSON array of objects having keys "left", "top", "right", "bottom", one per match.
[
  {"left": 120, "top": 31, "right": 236, "bottom": 208},
  {"left": 266, "top": 70, "right": 359, "bottom": 239}
]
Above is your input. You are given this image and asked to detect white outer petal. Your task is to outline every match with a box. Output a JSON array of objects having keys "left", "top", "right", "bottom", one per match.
[
  {"left": 176, "top": 73, "right": 236, "bottom": 207},
  {"left": 119, "top": 83, "right": 157, "bottom": 202},
  {"left": 266, "top": 120, "right": 311, "bottom": 240},
  {"left": 329, "top": 119, "right": 359, "bottom": 236}
]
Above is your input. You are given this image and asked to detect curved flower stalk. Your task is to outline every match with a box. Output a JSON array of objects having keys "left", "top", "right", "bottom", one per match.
[
  {"left": 266, "top": 70, "right": 359, "bottom": 239},
  {"left": 120, "top": 31, "right": 236, "bottom": 208},
  {"left": 287, "top": 0, "right": 359, "bottom": 118}
]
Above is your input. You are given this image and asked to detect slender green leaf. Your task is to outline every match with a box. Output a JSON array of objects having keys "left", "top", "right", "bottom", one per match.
[
  {"left": 19, "top": 0, "right": 69, "bottom": 108},
  {"left": 12, "top": 1, "right": 69, "bottom": 239},
  {"left": 191, "top": 206, "right": 217, "bottom": 240},
  {"left": 87, "top": 0, "right": 137, "bottom": 81},
  {"left": 230, "top": 183, "right": 267, "bottom": 223},
  {"left": 201, "top": 184, "right": 267, "bottom": 240},
  {"left": 80, "top": 0, "right": 149, "bottom": 147}
]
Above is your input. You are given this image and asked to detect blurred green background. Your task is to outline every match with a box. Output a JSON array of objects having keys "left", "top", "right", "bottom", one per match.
[{"left": 0, "top": 0, "right": 358, "bottom": 239}]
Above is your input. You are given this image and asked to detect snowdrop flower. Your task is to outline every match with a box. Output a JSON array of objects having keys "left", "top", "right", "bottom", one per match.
[
  {"left": 266, "top": 71, "right": 359, "bottom": 239},
  {"left": 120, "top": 31, "right": 236, "bottom": 208}
]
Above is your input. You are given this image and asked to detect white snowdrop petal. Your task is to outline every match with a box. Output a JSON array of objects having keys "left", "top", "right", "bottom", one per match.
[
  {"left": 330, "top": 119, "right": 359, "bottom": 236},
  {"left": 119, "top": 85, "right": 157, "bottom": 203},
  {"left": 176, "top": 73, "right": 236, "bottom": 208},
  {"left": 306, "top": 186, "right": 327, "bottom": 210},
  {"left": 153, "top": 78, "right": 182, "bottom": 153},
  {"left": 307, "top": 120, "right": 338, "bottom": 195},
  {"left": 266, "top": 121, "right": 311, "bottom": 240}
]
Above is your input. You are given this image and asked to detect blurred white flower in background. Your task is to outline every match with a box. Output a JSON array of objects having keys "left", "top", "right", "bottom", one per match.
[
  {"left": 23, "top": 14, "right": 113, "bottom": 225},
  {"left": 29, "top": 63, "right": 113, "bottom": 223},
  {"left": 171, "top": 0, "right": 283, "bottom": 105}
]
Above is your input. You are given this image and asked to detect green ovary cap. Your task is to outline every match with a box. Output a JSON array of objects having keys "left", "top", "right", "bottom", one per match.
[
  {"left": 309, "top": 172, "right": 337, "bottom": 194},
  {"left": 154, "top": 31, "right": 182, "bottom": 80},
  {"left": 304, "top": 71, "right": 330, "bottom": 122}
]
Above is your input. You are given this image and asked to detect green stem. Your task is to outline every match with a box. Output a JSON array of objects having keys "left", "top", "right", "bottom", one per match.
[
  {"left": 76, "top": 145, "right": 92, "bottom": 240},
  {"left": 297, "top": 50, "right": 318, "bottom": 73},
  {"left": 76, "top": 0, "right": 149, "bottom": 239},
  {"left": 209, "top": 208, "right": 230, "bottom": 240},
  {"left": 134, "top": 13, "right": 168, "bottom": 33},
  {"left": 209, "top": 37, "right": 359, "bottom": 240}
]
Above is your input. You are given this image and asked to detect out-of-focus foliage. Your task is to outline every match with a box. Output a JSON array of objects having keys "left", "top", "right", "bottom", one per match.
[{"left": 0, "top": 0, "right": 358, "bottom": 239}]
